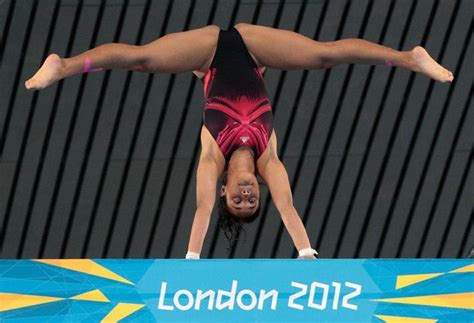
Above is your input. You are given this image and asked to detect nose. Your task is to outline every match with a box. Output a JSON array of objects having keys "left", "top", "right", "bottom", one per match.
[{"left": 241, "top": 188, "right": 251, "bottom": 196}]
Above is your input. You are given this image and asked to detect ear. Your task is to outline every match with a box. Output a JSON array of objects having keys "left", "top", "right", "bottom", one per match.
[{"left": 220, "top": 185, "right": 226, "bottom": 197}]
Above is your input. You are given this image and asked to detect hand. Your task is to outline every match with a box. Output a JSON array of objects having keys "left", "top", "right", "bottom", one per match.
[
  {"left": 297, "top": 254, "right": 317, "bottom": 259},
  {"left": 185, "top": 251, "right": 200, "bottom": 259}
]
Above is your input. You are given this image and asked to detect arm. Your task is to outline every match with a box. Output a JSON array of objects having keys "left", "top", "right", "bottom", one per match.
[
  {"left": 187, "top": 155, "right": 220, "bottom": 256},
  {"left": 258, "top": 132, "right": 316, "bottom": 258},
  {"left": 187, "top": 128, "right": 224, "bottom": 257},
  {"left": 261, "top": 157, "right": 316, "bottom": 258}
]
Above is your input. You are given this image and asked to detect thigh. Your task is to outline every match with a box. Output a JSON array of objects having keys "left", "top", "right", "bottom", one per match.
[
  {"left": 234, "top": 23, "right": 329, "bottom": 70},
  {"left": 140, "top": 25, "right": 220, "bottom": 74}
]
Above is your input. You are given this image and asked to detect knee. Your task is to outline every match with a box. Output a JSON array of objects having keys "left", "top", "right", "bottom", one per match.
[
  {"left": 314, "top": 42, "right": 337, "bottom": 69},
  {"left": 133, "top": 45, "right": 155, "bottom": 72}
]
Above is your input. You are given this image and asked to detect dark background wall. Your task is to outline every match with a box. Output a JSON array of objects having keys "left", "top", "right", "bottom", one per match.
[{"left": 0, "top": 0, "right": 472, "bottom": 259}]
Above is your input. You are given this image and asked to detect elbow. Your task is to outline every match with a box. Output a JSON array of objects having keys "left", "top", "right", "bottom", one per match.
[
  {"left": 196, "top": 201, "right": 214, "bottom": 215},
  {"left": 277, "top": 202, "right": 297, "bottom": 219}
]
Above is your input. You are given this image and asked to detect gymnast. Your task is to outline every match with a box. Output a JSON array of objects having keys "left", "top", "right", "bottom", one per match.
[{"left": 25, "top": 23, "right": 453, "bottom": 259}]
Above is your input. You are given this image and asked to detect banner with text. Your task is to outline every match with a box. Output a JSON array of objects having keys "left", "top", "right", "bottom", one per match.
[{"left": 0, "top": 259, "right": 472, "bottom": 322}]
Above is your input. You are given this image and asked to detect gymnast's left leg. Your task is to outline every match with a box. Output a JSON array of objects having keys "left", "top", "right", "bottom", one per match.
[{"left": 234, "top": 23, "right": 453, "bottom": 82}]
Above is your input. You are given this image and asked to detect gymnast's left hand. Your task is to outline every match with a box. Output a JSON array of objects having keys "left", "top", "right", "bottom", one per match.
[{"left": 297, "top": 254, "right": 317, "bottom": 259}]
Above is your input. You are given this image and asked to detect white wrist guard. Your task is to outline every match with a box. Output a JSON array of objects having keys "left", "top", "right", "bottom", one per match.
[
  {"left": 186, "top": 251, "right": 200, "bottom": 259},
  {"left": 298, "top": 248, "right": 318, "bottom": 257}
]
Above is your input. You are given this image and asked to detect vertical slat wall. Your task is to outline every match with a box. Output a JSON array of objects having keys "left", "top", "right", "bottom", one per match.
[{"left": 0, "top": 0, "right": 472, "bottom": 259}]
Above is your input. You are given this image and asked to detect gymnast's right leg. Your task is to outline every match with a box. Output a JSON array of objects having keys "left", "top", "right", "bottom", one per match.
[{"left": 25, "top": 25, "right": 220, "bottom": 90}]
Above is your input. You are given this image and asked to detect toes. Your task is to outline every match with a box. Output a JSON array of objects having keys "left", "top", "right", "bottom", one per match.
[
  {"left": 447, "top": 71, "right": 454, "bottom": 82},
  {"left": 25, "top": 78, "right": 38, "bottom": 89}
]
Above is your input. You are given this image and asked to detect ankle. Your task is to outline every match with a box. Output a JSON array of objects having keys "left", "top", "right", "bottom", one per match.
[
  {"left": 61, "top": 57, "right": 75, "bottom": 78},
  {"left": 403, "top": 47, "right": 421, "bottom": 72}
]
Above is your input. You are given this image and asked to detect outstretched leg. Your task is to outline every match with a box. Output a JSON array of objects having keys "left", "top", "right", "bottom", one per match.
[
  {"left": 25, "top": 25, "right": 220, "bottom": 90},
  {"left": 235, "top": 23, "right": 453, "bottom": 82}
]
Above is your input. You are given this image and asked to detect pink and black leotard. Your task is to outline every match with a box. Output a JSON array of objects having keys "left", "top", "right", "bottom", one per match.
[{"left": 201, "top": 27, "right": 273, "bottom": 162}]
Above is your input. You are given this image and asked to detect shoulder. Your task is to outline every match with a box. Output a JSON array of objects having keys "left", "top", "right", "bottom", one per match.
[
  {"left": 200, "top": 126, "right": 225, "bottom": 167},
  {"left": 256, "top": 131, "right": 278, "bottom": 170}
]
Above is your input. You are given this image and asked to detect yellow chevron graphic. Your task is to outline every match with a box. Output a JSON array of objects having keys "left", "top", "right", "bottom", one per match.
[
  {"left": 33, "top": 259, "right": 133, "bottom": 285},
  {"left": 395, "top": 263, "right": 474, "bottom": 289},
  {"left": 450, "top": 264, "right": 474, "bottom": 273},
  {"left": 375, "top": 292, "right": 474, "bottom": 310},
  {"left": 0, "top": 292, "right": 64, "bottom": 312},
  {"left": 396, "top": 273, "right": 443, "bottom": 289},
  {"left": 375, "top": 314, "right": 437, "bottom": 322},
  {"left": 101, "top": 303, "right": 145, "bottom": 322},
  {"left": 70, "top": 289, "right": 110, "bottom": 302}
]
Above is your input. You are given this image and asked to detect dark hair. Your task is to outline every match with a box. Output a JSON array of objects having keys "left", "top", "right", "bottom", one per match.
[{"left": 217, "top": 172, "right": 260, "bottom": 251}]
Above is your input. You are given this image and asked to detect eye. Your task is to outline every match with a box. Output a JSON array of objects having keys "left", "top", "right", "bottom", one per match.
[
  {"left": 249, "top": 197, "right": 257, "bottom": 204},
  {"left": 233, "top": 197, "right": 241, "bottom": 204}
]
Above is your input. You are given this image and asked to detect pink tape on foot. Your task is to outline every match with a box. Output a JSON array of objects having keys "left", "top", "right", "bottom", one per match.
[
  {"left": 82, "top": 57, "right": 104, "bottom": 73},
  {"left": 384, "top": 59, "right": 394, "bottom": 67}
]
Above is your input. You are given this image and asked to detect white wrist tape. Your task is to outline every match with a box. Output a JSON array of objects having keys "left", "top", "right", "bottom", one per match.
[
  {"left": 298, "top": 248, "right": 318, "bottom": 257},
  {"left": 186, "top": 251, "right": 200, "bottom": 259}
]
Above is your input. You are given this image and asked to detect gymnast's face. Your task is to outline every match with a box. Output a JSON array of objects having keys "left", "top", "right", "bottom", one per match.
[{"left": 221, "top": 171, "right": 260, "bottom": 218}]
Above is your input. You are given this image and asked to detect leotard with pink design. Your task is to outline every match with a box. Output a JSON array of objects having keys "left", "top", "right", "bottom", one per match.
[{"left": 201, "top": 27, "right": 273, "bottom": 162}]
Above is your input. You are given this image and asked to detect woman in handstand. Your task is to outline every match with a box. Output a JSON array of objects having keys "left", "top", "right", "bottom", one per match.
[{"left": 25, "top": 23, "right": 453, "bottom": 259}]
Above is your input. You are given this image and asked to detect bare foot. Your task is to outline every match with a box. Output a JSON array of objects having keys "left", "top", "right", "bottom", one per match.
[
  {"left": 25, "top": 53, "right": 65, "bottom": 90},
  {"left": 410, "top": 46, "right": 453, "bottom": 82}
]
